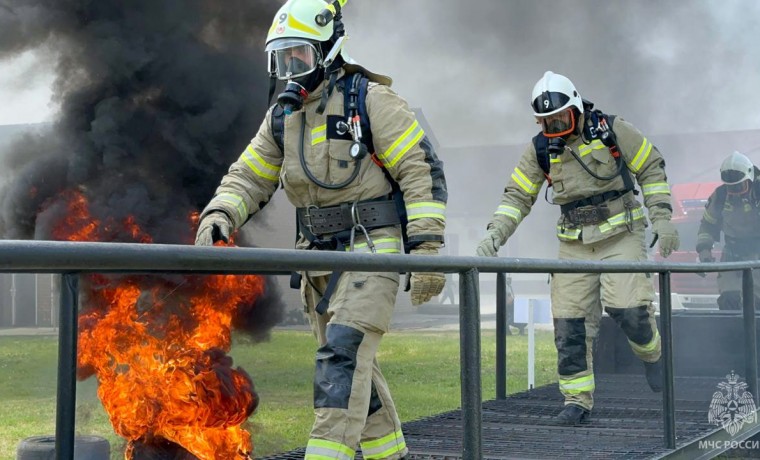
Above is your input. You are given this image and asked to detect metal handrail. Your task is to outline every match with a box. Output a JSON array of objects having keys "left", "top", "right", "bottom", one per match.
[{"left": 1, "top": 240, "right": 759, "bottom": 459}]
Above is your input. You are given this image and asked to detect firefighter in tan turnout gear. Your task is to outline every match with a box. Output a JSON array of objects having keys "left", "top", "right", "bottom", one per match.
[
  {"left": 697, "top": 151, "right": 760, "bottom": 310},
  {"left": 195, "top": 0, "right": 446, "bottom": 457},
  {"left": 477, "top": 71, "right": 679, "bottom": 424}
]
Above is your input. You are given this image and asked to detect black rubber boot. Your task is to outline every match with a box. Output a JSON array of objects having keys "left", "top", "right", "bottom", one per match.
[
  {"left": 644, "top": 358, "right": 663, "bottom": 392},
  {"left": 556, "top": 404, "right": 590, "bottom": 425}
]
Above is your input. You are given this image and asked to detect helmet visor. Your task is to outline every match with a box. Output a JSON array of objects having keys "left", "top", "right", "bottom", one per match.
[
  {"left": 721, "top": 169, "right": 748, "bottom": 185},
  {"left": 538, "top": 109, "right": 575, "bottom": 138},
  {"left": 266, "top": 39, "right": 320, "bottom": 81},
  {"left": 532, "top": 91, "right": 571, "bottom": 115}
]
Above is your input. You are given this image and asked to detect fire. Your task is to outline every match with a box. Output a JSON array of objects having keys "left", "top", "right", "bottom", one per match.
[{"left": 49, "top": 189, "right": 261, "bottom": 459}]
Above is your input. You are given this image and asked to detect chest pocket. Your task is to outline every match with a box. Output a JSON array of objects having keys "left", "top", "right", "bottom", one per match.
[{"left": 589, "top": 147, "right": 617, "bottom": 177}]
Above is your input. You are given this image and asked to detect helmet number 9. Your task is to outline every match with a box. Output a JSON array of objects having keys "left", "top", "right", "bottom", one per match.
[
  {"left": 543, "top": 99, "right": 550, "bottom": 109},
  {"left": 279, "top": 13, "right": 287, "bottom": 23}
]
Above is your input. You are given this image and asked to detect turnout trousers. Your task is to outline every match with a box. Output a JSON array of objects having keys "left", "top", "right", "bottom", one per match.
[
  {"left": 301, "top": 269, "right": 408, "bottom": 460},
  {"left": 551, "top": 227, "right": 661, "bottom": 410}
]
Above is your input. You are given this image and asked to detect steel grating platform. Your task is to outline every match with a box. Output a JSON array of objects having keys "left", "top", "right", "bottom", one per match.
[{"left": 262, "top": 375, "right": 760, "bottom": 459}]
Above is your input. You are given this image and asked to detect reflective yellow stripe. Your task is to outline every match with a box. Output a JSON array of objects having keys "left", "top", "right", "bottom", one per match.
[
  {"left": 557, "top": 226, "right": 581, "bottom": 240},
  {"left": 578, "top": 139, "right": 606, "bottom": 157},
  {"left": 406, "top": 202, "right": 446, "bottom": 220},
  {"left": 305, "top": 439, "right": 355, "bottom": 460},
  {"left": 559, "top": 374, "right": 595, "bottom": 393},
  {"left": 642, "top": 182, "right": 670, "bottom": 196},
  {"left": 241, "top": 145, "right": 281, "bottom": 182},
  {"left": 630, "top": 329, "right": 660, "bottom": 355},
  {"left": 216, "top": 193, "right": 248, "bottom": 220},
  {"left": 495, "top": 205, "right": 521, "bottom": 222},
  {"left": 360, "top": 430, "right": 407, "bottom": 459},
  {"left": 550, "top": 157, "right": 561, "bottom": 163},
  {"left": 599, "top": 207, "right": 645, "bottom": 233},
  {"left": 287, "top": 15, "right": 321, "bottom": 37},
  {"left": 311, "top": 124, "right": 326, "bottom": 145},
  {"left": 381, "top": 120, "right": 425, "bottom": 167},
  {"left": 697, "top": 233, "right": 713, "bottom": 245},
  {"left": 346, "top": 238, "right": 401, "bottom": 254},
  {"left": 703, "top": 210, "right": 718, "bottom": 224},
  {"left": 511, "top": 167, "right": 539, "bottom": 195},
  {"left": 629, "top": 138, "right": 653, "bottom": 172}
]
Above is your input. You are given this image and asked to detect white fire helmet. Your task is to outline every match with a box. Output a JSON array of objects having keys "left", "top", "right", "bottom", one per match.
[
  {"left": 531, "top": 71, "right": 583, "bottom": 138},
  {"left": 720, "top": 151, "right": 754, "bottom": 185},
  {"left": 265, "top": 0, "right": 335, "bottom": 81}
]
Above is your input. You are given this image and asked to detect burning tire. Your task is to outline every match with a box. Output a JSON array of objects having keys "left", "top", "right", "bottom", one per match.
[{"left": 16, "top": 435, "right": 110, "bottom": 460}]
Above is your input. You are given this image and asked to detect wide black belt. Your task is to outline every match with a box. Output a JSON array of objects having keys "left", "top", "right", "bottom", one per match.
[
  {"left": 296, "top": 198, "right": 400, "bottom": 237},
  {"left": 560, "top": 190, "right": 628, "bottom": 215}
]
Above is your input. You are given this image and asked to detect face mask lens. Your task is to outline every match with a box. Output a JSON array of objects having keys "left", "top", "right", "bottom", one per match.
[
  {"left": 273, "top": 43, "right": 318, "bottom": 80},
  {"left": 539, "top": 110, "right": 574, "bottom": 137},
  {"left": 726, "top": 180, "right": 750, "bottom": 195}
]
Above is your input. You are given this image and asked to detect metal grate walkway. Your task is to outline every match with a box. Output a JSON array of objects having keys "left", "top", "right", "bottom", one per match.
[{"left": 263, "top": 375, "right": 753, "bottom": 459}]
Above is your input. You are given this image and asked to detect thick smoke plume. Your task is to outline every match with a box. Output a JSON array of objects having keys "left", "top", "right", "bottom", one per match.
[{"left": 0, "top": 0, "right": 285, "bottom": 337}]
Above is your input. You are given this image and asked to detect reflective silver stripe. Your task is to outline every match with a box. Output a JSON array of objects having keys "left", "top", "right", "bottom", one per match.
[
  {"left": 578, "top": 139, "right": 605, "bottom": 157},
  {"left": 630, "top": 329, "right": 660, "bottom": 354},
  {"left": 511, "top": 167, "right": 539, "bottom": 195},
  {"left": 495, "top": 205, "right": 521, "bottom": 222},
  {"left": 599, "top": 207, "right": 645, "bottom": 233},
  {"left": 703, "top": 209, "right": 718, "bottom": 224},
  {"left": 216, "top": 193, "right": 248, "bottom": 220},
  {"left": 241, "top": 145, "right": 281, "bottom": 182},
  {"left": 406, "top": 202, "right": 445, "bottom": 221},
  {"left": 311, "top": 124, "right": 327, "bottom": 145},
  {"left": 360, "top": 430, "right": 407, "bottom": 459},
  {"left": 559, "top": 374, "right": 595, "bottom": 393},
  {"left": 346, "top": 238, "right": 401, "bottom": 254},
  {"left": 629, "top": 138, "right": 653, "bottom": 172},
  {"left": 305, "top": 439, "right": 355, "bottom": 460},
  {"left": 557, "top": 226, "right": 581, "bottom": 240},
  {"left": 642, "top": 182, "right": 670, "bottom": 196},
  {"left": 380, "top": 120, "right": 425, "bottom": 167}
]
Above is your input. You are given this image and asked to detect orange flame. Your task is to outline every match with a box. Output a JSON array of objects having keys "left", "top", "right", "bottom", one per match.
[{"left": 49, "top": 189, "right": 261, "bottom": 459}]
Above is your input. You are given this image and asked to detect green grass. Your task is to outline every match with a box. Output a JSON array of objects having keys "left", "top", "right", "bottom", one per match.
[{"left": 0, "top": 330, "right": 557, "bottom": 459}]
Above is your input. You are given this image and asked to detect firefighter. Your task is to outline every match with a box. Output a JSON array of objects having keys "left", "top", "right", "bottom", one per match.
[
  {"left": 697, "top": 151, "right": 760, "bottom": 310},
  {"left": 195, "top": 0, "right": 446, "bottom": 457},
  {"left": 476, "top": 71, "right": 679, "bottom": 424}
]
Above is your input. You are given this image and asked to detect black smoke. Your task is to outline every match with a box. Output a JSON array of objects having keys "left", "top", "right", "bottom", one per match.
[{"left": 0, "top": 0, "right": 286, "bottom": 336}]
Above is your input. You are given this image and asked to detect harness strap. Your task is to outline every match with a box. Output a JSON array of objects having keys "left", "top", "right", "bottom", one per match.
[{"left": 315, "top": 237, "right": 346, "bottom": 315}]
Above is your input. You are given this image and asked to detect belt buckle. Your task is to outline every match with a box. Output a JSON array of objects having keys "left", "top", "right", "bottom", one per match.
[{"left": 303, "top": 205, "right": 319, "bottom": 231}]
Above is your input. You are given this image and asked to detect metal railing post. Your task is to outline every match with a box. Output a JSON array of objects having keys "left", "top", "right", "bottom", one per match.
[
  {"left": 55, "top": 273, "right": 79, "bottom": 460},
  {"left": 658, "top": 271, "right": 676, "bottom": 449},
  {"left": 742, "top": 268, "right": 758, "bottom": 405},
  {"left": 459, "top": 268, "right": 482, "bottom": 460},
  {"left": 496, "top": 272, "right": 507, "bottom": 399}
]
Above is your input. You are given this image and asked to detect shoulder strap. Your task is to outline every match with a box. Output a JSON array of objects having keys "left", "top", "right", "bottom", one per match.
[
  {"left": 343, "top": 72, "right": 375, "bottom": 154},
  {"left": 715, "top": 184, "right": 728, "bottom": 214},
  {"left": 532, "top": 133, "right": 552, "bottom": 184},
  {"left": 270, "top": 104, "right": 285, "bottom": 153}
]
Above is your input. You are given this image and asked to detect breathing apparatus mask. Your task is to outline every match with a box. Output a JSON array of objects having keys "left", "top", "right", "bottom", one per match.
[
  {"left": 537, "top": 108, "right": 579, "bottom": 157},
  {"left": 267, "top": 38, "right": 328, "bottom": 113}
]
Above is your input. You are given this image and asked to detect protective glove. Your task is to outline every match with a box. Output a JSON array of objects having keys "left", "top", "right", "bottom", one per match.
[
  {"left": 407, "top": 242, "right": 446, "bottom": 306},
  {"left": 698, "top": 248, "right": 715, "bottom": 263},
  {"left": 650, "top": 219, "right": 680, "bottom": 258},
  {"left": 476, "top": 227, "right": 503, "bottom": 257},
  {"left": 195, "top": 211, "right": 232, "bottom": 246}
]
